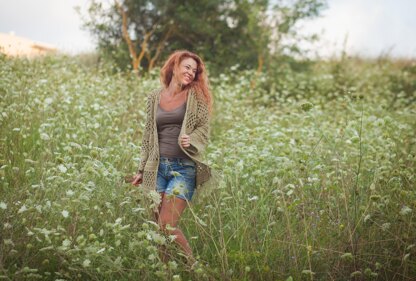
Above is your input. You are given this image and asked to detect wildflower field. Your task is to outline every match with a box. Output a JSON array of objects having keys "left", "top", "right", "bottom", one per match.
[{"left": 1, "top": 54, "right": 415, "bottom": 280}]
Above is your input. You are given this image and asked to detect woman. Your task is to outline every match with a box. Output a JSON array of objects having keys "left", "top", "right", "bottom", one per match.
[{"left": 131, "top": 50, "right": 213, "bottom": 267}]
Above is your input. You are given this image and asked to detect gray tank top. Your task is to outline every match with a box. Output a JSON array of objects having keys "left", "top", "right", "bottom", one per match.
[{"left": 156, "top": 102, "right": 191, "bottom": 159}]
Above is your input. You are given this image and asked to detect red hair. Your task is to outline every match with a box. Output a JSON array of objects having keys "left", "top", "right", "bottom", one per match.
[{"left": 160, "top": 50, "right": 213, "bottom": 115}]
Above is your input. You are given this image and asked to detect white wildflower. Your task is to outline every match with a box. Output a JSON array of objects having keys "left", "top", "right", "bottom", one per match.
[
  {"left": 62, "top": 239, "right": 71, "bottom": 247},
  {"left": 381, "top": 222, "right": 390, "bottom": 232},
  {"left": 66, "top": 190, "right": 75, "bottom": 197},
  {"left": 151, "top": 232, "right": 166, "bottom": 245},
  {"left": 4, "top": 239, "right": 14, "bottom": 246},
  {"left": 44, "top": 98, "right": 53, "bottom": 105},
  {"left": 168, "top": 261, "right": 178, "bottom": 270},
  {"left": 82, "top": 259, "right": 91, "bottom": 267},
  {"left": 96, "top": 247, "right": 105, "bottom": 254},
  {"left": 61, "top": 210, "right": 69, "bottom": 218},
  {"left": 0, "top": 202, "right": 7, "bottom": 210},
  {"left": 400, "top": 206, "right": 412, "bottom": 216},
  {"left": 18, "top": 205, "right": 27, "bottom": 214},
  {"left": 148, "top": 190, "right": 161, "bottom": 209},
  {"left": 57, "top": 164, "right": 67, "bottom": 173},
  {"left": 40, "top": 133, "right": 50, "bottom": 141}
]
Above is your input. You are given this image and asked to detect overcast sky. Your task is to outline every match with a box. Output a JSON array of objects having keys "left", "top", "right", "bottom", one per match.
[{"left": 0, "top": 0, "right": 415, "bottom": 58}]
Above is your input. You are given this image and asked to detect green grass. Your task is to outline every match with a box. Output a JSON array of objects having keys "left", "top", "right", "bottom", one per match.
[{"left": 1, "top": 54, "right": 415, "bottom": 280}]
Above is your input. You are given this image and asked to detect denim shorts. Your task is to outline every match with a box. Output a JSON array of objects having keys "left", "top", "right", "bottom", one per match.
[{"left": 156, "top": 156, "right": 196, "bottom": 202}]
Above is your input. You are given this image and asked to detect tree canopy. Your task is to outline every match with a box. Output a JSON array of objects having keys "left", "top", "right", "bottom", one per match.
[{"left": 80, "top": 0, "right": 326, "bottom": 75}]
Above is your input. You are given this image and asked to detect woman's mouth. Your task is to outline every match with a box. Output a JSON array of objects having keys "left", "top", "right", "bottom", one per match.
[{"left": 184, "top": 75, "right": 192, "bottom": 82}]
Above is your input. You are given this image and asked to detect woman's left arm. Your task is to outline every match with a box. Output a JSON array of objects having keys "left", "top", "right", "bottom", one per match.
[{"left": 185, "top": 99, "right": 210, "bottom": 155}]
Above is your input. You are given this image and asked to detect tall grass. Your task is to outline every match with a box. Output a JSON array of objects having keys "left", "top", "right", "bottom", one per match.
[{"left": 1, "top": 54, "right": 415, "bottom": 280}]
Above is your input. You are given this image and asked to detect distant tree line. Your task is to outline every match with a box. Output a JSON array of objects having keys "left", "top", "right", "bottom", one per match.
[{"left": 80, "top": 0, "right": 326, "bottom": 76}]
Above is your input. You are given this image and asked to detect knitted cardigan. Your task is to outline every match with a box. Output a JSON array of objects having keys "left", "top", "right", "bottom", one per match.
[{"left": 137, "top": 87, "right": 212, "bottom": 191}]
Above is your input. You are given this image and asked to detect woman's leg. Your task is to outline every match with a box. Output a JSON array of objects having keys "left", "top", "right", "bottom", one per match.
[{"left": 158, "top": 196, "right": 194, "bottom": 259}]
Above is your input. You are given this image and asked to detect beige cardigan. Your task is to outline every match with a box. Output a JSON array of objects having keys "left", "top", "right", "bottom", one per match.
[{"left": 137, "top": 87, "right": 212, "bottom": 191}]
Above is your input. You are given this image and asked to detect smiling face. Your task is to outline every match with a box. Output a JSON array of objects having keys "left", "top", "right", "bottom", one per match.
[{"left": 175, "top": 57, "right": 198, "bottom": 86}]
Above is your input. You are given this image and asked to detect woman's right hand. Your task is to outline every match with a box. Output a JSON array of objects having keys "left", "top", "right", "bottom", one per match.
[{"left": 132, "top": 173, "right": 143, "bottom": 186}]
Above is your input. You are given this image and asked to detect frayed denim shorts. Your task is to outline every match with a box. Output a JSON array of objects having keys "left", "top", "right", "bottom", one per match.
[{"left": 156, "top": 156, "right": 196, "bottom": 202}]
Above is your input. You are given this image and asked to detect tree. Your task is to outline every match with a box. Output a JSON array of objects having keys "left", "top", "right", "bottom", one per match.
[
  {"left": 244, "top": 0, "right": 327, "bottom": 88},
  {"left": 79, "top": 0, "right": 326, "bottom": 75}
]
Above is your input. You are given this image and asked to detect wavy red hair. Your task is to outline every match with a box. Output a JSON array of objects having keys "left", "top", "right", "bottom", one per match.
[{"left": 160, "top": 50, "right": 213, "bottom": 115}]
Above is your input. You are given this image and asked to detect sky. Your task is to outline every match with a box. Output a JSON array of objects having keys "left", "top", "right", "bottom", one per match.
[
  {"left": 297, "top": 0, "right": 416, "bottom": 58},
  {"left": 0, "top": 0, "right": 415, "bottom": 58},
  {"left": 0, "top": 0, "right": 94, "bottom": 53}
]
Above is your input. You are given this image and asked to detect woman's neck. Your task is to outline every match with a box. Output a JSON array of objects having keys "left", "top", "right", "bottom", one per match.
[{"left": 167, "top": 78, "right": 185, "bottom": 97}]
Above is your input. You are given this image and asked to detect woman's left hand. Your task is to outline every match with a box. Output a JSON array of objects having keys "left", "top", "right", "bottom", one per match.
[{"left": 180, "top": 134, "right": 191, "bottom": 148}]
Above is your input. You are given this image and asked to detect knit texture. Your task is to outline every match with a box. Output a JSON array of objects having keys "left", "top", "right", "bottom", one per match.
[{"left": 137, "top": 87, "right": 214, "bottom": 195}]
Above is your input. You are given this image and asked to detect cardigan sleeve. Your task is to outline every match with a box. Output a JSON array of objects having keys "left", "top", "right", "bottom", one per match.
[
  {"left": 137, "top": 93, "right": 153, "bottom": 173},
  {"left": 185, "top": 97, "right": 210, "bottom": 155}
]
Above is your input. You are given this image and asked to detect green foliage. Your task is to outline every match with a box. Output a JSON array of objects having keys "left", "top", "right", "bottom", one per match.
[
  {"left": 79, "top": 0, "right": 326, "bottom": 73},
  {"left": 1, "top": 54, "right": 415, "bottom": 280},
  {"left": 236, "top": 56, "right": 416, "bottom": 110}
]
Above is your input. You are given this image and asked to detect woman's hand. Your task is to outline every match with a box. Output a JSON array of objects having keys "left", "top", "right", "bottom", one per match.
[
  {"left": 180, "top": 134, "right": 191, "bottom": 148},
  {"left": 132, "top": 173, "right": 143, "bottom": 186}
]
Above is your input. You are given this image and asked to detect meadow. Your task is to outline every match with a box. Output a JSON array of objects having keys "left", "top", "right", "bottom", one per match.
[{"left": 0, "top": 54, "right": 415, "bottom": 280}]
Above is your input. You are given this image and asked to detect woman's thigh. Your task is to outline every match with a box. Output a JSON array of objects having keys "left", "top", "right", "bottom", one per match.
[{"left": 158, "top": 195, "right": 188, "bottom": 228}]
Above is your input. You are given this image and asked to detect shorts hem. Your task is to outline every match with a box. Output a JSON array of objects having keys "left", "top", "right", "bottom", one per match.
[{"left": 162, "top": 191, "right": 193, "bottom": 202}]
